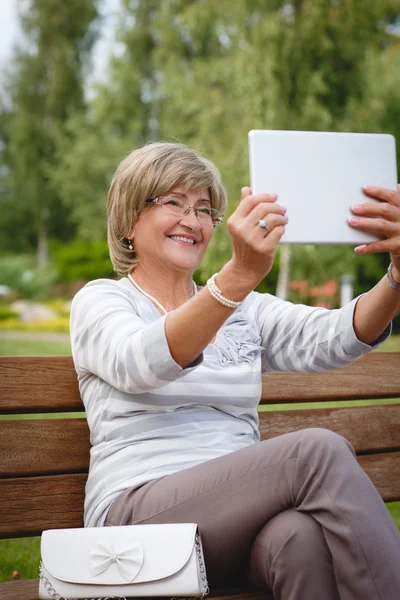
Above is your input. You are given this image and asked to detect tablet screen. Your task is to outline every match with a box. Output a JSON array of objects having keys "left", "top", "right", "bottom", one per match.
[{"left": 248, "top": 130, "right": 398, "bottom": 244}]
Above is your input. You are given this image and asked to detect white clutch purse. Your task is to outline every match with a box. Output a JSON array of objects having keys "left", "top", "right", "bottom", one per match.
[{"left": 39, "top": 522, "right": 209, "bottom": 599}]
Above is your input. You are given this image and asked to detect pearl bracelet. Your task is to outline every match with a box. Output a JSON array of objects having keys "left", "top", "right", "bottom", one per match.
[
  {"left": 207, "top": 273, "right": 243, "bottom": 309},
  {"left": 387, "top": 263, "right": 400, "bottom": 292}
]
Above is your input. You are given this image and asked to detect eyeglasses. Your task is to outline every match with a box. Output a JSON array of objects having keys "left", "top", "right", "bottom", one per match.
[{"left": 146, "top": 196, "right": 223, "bottom": 226}]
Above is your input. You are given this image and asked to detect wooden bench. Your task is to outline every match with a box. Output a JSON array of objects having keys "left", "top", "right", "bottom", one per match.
[{"left": 1, "top": 352, "right": 399, "bottom": 600}]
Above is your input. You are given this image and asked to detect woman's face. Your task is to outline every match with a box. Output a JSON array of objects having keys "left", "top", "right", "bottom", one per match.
[{"left": 130, "top": 185, "right": 215, "bottom": 274}]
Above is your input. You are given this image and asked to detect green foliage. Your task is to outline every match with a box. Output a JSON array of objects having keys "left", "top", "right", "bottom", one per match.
[
  {"left": 50, "top": 114, "right": 129, "bottom": 240},
  {"left": 290, "top": 245, "right": 357, "bottom": 289},
  {"left": 0, "top": 0, "right": 100, "bottom": 263},
  {"left": 0, "top": 0, "right": 399, "bottom": 292},
  {"left": 288, "top": 244, "right": 389, "bottom": 299},
  {"left": 0, "top": 255, "right": 57, "bottom": 299},
  {"left": 0, "top": 305, "right": 18, "bottom": 321},
  {"left": 353, "top": 252, "right": 390, "bottom": 297},
  {"left": 51, "top": 239, "right": 114, "bottom": 282}
]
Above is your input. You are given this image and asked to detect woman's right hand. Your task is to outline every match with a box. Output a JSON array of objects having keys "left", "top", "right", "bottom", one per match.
[
  {"left": 225, "top": 186, "right": 288, "bottom": 287},
  {"left": 165, "top": 188, "right": 287, "bottom": 368}
]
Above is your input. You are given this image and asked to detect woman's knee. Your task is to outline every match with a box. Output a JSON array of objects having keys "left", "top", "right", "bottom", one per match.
[
  {"left": 254, "top": 509, "right": 326, "bottom": 563},
  {"left": 298, "top": 427, "right": 356, "bottom": 461},
  {"left": 248, "top": 509, "right": 330, "bottom": 588}
]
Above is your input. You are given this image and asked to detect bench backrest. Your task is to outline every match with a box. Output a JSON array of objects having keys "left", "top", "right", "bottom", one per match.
[{"left": 1, "top": 352, "right": 399, "bottom": 539}]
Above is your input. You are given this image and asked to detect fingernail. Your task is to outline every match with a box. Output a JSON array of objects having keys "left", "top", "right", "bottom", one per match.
[
  {"left": 351, "top": 204, "right": 362, "bottom": 211},
  {"left": 362, "top": 185, "right": 372, "bottom": 191},
  {"left": 354, "top": 245, "right": 366, "bottom": 252},
  {"left": 271, "top": 193, "right": 278, "bottom": 200},
  {"left": 348, "top": 217, "right": 359, "bottom": 224}
]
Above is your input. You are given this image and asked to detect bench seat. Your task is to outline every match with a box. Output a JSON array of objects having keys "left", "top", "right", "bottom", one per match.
[
  {"left": 0, "top": 578, "right": 270, "bottom": 600},
  {"left": 1, "top": 352, "right": 399, "bottom": 599}
]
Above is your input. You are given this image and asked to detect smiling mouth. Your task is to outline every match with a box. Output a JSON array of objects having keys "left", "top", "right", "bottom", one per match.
[{"left": 168, "top": 236, "right": 197, "bottom": 245}]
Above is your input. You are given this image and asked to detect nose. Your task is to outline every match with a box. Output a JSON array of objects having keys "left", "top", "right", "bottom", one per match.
[{"left": 179, "top": 207, "right": 202, "bottom": 229}]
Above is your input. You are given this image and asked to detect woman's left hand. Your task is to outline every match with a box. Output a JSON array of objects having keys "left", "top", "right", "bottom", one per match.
[{"left": 349, "top": 184, "right": 400, "bottom": 280}]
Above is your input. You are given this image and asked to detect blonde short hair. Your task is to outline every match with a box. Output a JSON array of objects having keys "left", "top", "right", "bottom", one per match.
[{"left": 107, "top": 141, "right": 227, "bottom": 276}]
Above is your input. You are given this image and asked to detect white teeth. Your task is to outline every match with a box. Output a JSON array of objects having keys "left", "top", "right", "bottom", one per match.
[{"left": 169, "top": 236, "right": 195, "bottom": 244}]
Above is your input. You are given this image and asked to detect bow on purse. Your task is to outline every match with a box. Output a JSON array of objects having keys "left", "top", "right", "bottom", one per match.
[{"left": 89, "top": 539, "right": 144, "bottom": 582}]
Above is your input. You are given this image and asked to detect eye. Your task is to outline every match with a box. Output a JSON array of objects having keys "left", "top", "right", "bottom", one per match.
[
  {"left": 197, "top": 207, "right": 212, "bottom": 216},
  {"left": 164, "top": 198, "right": 181, "bottom": 207}
]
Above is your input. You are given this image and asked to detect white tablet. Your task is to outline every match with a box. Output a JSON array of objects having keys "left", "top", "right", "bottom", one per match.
[{"left": 248, "top": 130, "right": 398, "bottom": 244}]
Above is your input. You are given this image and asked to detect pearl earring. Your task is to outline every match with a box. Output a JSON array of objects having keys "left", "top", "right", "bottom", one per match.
[{"left": 128, "top": 239, "right": 133, "bottom": 251}]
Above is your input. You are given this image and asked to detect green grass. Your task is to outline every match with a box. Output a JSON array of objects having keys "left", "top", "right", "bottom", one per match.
[
  {"left": 0, "top": 338, "right": 71, "bottom": 356},
  {"left": 0, "top": 537, "right": 40, "bottom": 582},
  {"left": 0, "top": 333, "right": 398, "bottom": 357},
  {"left": 375, "top": 334, "right": 400, "bottom": 352},
  {"left": 388, "top": 502, "right": 400, "bottom": 530},
  {"left": 0, "top": 333, "right": 399, "bottom": 582}
]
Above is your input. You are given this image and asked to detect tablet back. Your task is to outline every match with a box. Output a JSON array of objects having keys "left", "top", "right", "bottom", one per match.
[{"left": 248, "top": 130, "right": 398, "bottom": 244}]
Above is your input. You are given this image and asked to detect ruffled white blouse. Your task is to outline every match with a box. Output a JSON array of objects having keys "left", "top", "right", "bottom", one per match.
[{"left": 70, "top": 277, "right": 390, "bottom": 527}]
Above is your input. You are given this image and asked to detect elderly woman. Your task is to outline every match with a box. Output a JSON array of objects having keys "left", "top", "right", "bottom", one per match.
[{"left": 70, "top": 141, "right": 400, "bottom": 600}]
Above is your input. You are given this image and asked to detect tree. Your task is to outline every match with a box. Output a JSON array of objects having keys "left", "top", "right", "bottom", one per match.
[
  {"left": 38, "top": 0, "right": 400, "bottom": 295},
  {"left": 1, "top": 0, "right": 99, "bottom": 264},
  {"left": 149, "top": 0, "right": 400, "bottom": 291},
  {"left": 50, "top": 0, "right": 161, "bottom": 241}
]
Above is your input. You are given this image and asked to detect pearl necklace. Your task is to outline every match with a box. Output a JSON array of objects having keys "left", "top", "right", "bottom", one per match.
[{"left": 127, "top": 274, "right": 198, "bottom": 314}]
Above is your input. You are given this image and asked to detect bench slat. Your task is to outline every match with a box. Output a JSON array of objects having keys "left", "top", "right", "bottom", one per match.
[
  {"left": 0, "top": 474, "right": 86, "bottom": 538},
  {"left": 1, "top": 405, "right": 399, "bottom": 478},
  {"left": 1, "top": 353, "right": 399, "bottom": 413},
  {"left": 0, "top": 579, "right": 40, "bottom": 600},
  {"left": 0, "top": 356, "right": 81, "bottom": 414},
  {"left": 358, "top": 452, "right": 400, "bottom": 502},
  {"left": 258, "top": 404, "right": 400, "bottom": 454},
  {"left": 0, "top": 578, "right": 267, "bottom": 600},
  {"left": 0, "top": 419, "right": 90, "bottom": 477},
  {"left": 1, "top": 453, "right": 399, "bottom": 539},
  {"left": 261, "top": 352, "right": 400, "bottom": 403}
]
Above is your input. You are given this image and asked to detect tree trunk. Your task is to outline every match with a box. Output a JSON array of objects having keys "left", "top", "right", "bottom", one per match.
[
  {"left": 37, "top": 205, "right": 49, "bottom": 267},
  {"left": 37, "top": 228, "right": 48, "bottom": 267},
  {"left": 276, "top": 245, "right": 292, "bottom": 300}
]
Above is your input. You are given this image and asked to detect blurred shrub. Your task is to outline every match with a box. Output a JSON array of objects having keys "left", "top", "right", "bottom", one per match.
[
  {"left": 0, "top": 317, "right": 70, "bottom": 333},
  {"left": 45, "top": 298, "right": 71, "bottom": 315},
  {"left": 0, "top": 256, "right": 58, "bottom": 299},
  {"left": 50, "top": 239, "right": 114, "bottom": 283},
  {"left": 0, "top": 304, "right": 18, "bottom": 321}
]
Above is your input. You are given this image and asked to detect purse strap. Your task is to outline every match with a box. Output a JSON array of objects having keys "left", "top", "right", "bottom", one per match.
[
  {"left": 171, "top": 531, "right": 210, "bottom": 599},
  {"left": 39, "top": 563, "right": 113, "bottom": 600},
  {"left": 39, "top": 534, "right": 210, "bottom": 600}
]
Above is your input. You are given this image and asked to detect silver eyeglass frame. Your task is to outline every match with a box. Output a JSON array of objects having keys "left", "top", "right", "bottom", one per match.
[{"left": 146, "top": 196, "right": 223, "bottom": 226}]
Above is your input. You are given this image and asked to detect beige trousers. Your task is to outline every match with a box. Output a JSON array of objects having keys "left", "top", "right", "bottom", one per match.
[{"left": 105, "top": 428, "right": 400, "bottom": 600}]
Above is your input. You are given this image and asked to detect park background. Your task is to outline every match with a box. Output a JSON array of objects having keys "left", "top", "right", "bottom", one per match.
[{"left": 0, "top": 0, "right": 399, "bottom": 584}]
